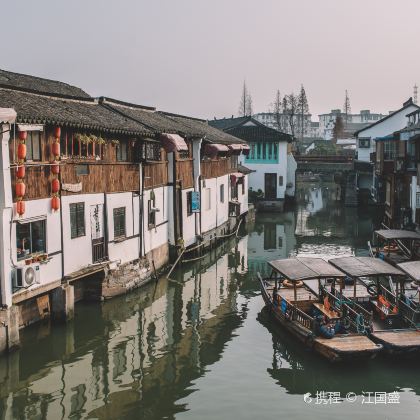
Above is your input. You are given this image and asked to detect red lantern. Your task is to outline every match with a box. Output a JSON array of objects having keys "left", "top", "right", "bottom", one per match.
[
  {"left": 18, "top": 131, "right": 27, "bottom": 141},
  {"left": 16, "top": 181, "right": 26, "bottom": 198},
  {"left": 54, "top": 127, "right": 61, "bottom": 139},
  {"left": 16, "top": 200, "right": 25, "bottom": 216},
  {"left": 16, "top": 165, "right": 25, "bottom": 179},
  {"left": 51, "top": 163, "right": 60, "bottom": 175},
  {"left": 51, "top": 178, "right": 60, "bottom": 194},
  {"left": 51, "top": 196, "right": 60, "bottom": 211},
  {"left": 52, "top": 141, "right": 60, "bottom": 159},
  {"left": 17, "top": 143, "right": 26, "bottom": 161}
]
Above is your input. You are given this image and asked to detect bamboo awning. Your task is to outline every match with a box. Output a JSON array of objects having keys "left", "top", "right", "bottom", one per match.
[
  {"left": 241, "top": 144, "right": 250, "bottom": 155},
  {"left": 329, "top": 256, "right": 405, "bottom": 278},
  {"left": 228, "top": 143, "right": 242, "bottom": 155},
  {"left": 397, "top": 261, "right": 420, "bottom": 281},
  {"left": 203, "top": 143, "right": 229, "bottom": 157},
  {"left": 160, "top": 133, "right": 188, "bottom": 152},
  {"left": 375, "top": 230, "right": 420, "bottom": 240},
  {"left": 268, "top": 257, "right": 345, "bottom": 281},
  {"left": 0, "top": 108, "right": 16, "bottom": 123}
]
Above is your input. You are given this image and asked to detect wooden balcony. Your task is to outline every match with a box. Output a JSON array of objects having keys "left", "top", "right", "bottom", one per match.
[
  {"left": 175, "top": 159, "right": 194, "bottom": 189},
  {"left": 201, "top": 158, "right": 232, "bottom": 179},
  {"left": 12, "top": 162, "right": 141, "bottom": 201},
  {"left": 143, "top": 161, "right": 168, "bottom": 189}
]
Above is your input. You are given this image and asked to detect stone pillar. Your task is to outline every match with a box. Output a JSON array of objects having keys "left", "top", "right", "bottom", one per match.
[
  {"left": 51, "top": 284, "right": 74, "bottom": 322},
  {"left": 0, "top": 306, "right": 20, "bottom": 355}
]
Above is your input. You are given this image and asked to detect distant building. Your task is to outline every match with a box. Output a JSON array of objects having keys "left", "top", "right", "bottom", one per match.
[
  {"left": 209, "top": 116, "right": 295, "bottom": 211},
  {"left": 319, "top": 109, "right": 386, "bottom": 140}
]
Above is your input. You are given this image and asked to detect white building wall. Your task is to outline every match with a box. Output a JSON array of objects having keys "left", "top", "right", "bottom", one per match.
[
  {"left": 142, "top": 186, "right": 169, "bottom": 255},
  {"left": 10, "top": 198, "right": 62, "bottom": 294},
  {"left": 286, "top": 153, "right": 297, "bottom": 198},
  {"left": 181, "top": 187, "right": 196, "bottom": 247},
  {"left": 62, "top": 193, "right": 104, "bottom": 275},
  {"left": 107, "top": 192, "right": 140, "bottom": 265},
  {"left": 244, "top": 141, "right": 289, "bottom": 200},
  {"left": 356, "top": 104, "right": 419, "bottom": 162}
]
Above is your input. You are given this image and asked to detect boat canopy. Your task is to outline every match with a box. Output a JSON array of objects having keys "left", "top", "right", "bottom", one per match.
[
  {"left": 329, "top": 256, "right": 404, "bottom": 278},
  {"left": 268, "top": 257, "right": 345, "bottom": 281},
  {"left": 397, "top": 261, "right": 420, "bottom": 281},
  {"left": 374, "top": 229, "right": 420, "bottom": 241}
]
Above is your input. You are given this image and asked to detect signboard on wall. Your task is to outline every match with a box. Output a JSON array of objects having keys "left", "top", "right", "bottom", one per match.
[{"left": 191, "top": 191, "right": 200, "bottom": 213}]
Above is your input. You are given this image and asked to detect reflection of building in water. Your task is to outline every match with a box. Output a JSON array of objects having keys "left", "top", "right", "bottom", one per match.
[
  {"left": 248, "top": 213, "right": 296, "bottom": 276},
  {"left": 0, "top": 238, "right": 248, "bottom": 419}
]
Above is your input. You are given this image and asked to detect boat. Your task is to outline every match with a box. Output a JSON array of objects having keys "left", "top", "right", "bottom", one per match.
[
  {"left": 329, "top": 256, "right": 420, "bottom": 356},
  {"left": 368, "top": 229, "right": 420, "bottom": 266},
  {"left": 257, "top": 257, "right": 382, "bottom": 362}
]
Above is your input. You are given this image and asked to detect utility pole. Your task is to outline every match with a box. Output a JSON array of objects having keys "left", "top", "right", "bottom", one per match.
[{"left": 414, "top": 84, "right": 418, "bottom": 105}]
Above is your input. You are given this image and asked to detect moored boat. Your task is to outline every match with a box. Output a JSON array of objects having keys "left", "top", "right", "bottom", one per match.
[
  {"left": 329, "top": 256, "right": 420, "bottom": 356},
  {"left": 368, "top": 229, "right": 420, "bottom": 266},
  {"left": 258, "top": 257, "right": 382, "bottom": 362}
]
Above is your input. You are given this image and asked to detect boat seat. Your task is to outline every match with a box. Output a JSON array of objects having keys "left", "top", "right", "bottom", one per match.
[{"left": 312, "top": 302, "right": 340, "bottom": 320}]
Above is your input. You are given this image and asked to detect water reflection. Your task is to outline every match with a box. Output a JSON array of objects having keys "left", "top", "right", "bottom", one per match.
[
  {"left": 0, "top": 182, "right": 408, "bottom": 420},
  {"left": 0, "top": 236, "right": 249, "bottom": 420}
]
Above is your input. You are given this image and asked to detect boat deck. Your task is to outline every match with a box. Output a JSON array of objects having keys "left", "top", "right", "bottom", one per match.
[
  {"left": 316, "top": 334, "right": 379, "bottom": 352},
  {"left": 277, "top": 286, "right": 317, "bottom": 302},
  {"left": 372, "top": 330, "right": 420, "bottom": 348}
]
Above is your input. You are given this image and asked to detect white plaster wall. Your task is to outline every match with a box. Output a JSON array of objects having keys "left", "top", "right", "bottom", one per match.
[
  {"left": 356, "top": 104, "right": 418, "bottom": 162},
  {"left": 200, "top": 175, "right": 229, "bottom": 234},
  {"left": 10, "top": 198, "right": 62, "bottom": 291},
  {"left": 286, "top": 153, "right": 297, "bottom": 197},
  {"left": 181, "top": 187, "right": 196, "bottom": 247},
  {"left": 142, "top": 186, "right": 169, "bottom": 255},
  {"left": 243, "top": 142, "right": 288, "bottom": 199},
  {"left": 62, "top": 193, "right": 104, "bottom": 275},
  {"left": 237, "top": 175, "right": 248, "bottom": 215}
]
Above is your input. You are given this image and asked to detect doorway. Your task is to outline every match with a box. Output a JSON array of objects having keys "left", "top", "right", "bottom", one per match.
[{"left": 264, "top": 173, "right": 277, "bottom": 200}]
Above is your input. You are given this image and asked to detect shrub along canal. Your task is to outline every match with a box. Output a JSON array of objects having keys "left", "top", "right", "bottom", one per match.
[{"left": 0, "top": 182, "right": 419, "bottom": 420}]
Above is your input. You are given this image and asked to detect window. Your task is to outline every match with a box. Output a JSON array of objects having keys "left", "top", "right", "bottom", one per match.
[
  {"left": 148, "top": 199, "right": 156, "bottom": 228},
  {"left": 16, "top": 219, "right": 46, "bottom": 260},
  {"left": 113, "top": 207, "right": 126, "bottom": 238},
  {"left": 384, "top": 141, "right": 397, "bottom": 160},
  {"left": 187, "top": 191, "right": 193, "bottom": 216},
  {"left": 70, "top": 202, "right": 85, "bottom": 238},
  {"left": 279, "top": 176, "right": 284, "bottom": 186},
  {"left": 359, "top": 138, "right": 370, "bottom": 148},
  {"left": 385, "top": 181, "right": 391, "bottom": 205},
  {"left": 75, "top": 164, "right": 89, "bottom": 176},
  {"left": 273, "top": 143, "right": 278, "bottom": 160},
  {"left": 278, "top": 236, "right": 283, "bottom": 248},
  {"left": 262, "top": 142, "right": 266, "bottom": 159},
  {"left": 140, "top": 142, "right": 161, "bottom": 161},
  {"left": 116, "top": 141, "right": 128, "bottom": 161},
  {"left": 25, "top": 131, "right": 41, "bottom": 161},
  {"left": 220, "top": 184, "right": 225, "bottom": 203}
]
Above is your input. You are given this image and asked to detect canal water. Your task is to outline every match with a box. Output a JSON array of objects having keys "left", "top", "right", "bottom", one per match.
[{"left": 1, "top": 182, "right": 419, "bottom": 420}]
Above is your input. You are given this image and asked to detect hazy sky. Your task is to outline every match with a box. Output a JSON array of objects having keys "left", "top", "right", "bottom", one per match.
[{"left": 2, "top": 0, "right": 420, "bottom": 120}]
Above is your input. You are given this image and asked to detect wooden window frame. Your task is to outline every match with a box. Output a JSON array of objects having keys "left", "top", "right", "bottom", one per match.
[
  {"left": 70, "top": 202, "right": 86, "bottom": 239},
  {"left": 113, "top": 207, "right": 126, "bottom": 239}
]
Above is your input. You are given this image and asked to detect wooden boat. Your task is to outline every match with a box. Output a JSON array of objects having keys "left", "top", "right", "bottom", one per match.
[
  {"left": 368, "top": 229, "right": 420, "bottom": 266},
  {"left": 258, "top": 257, "right": 382, "bottom": 362},
  {"left": 329, "top": 256, "right": 420, "bottom": 355}
]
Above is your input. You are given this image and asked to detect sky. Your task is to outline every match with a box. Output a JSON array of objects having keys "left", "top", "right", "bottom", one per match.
[{"left": 2, "top": 0, "right": 420, "bottom": 120}]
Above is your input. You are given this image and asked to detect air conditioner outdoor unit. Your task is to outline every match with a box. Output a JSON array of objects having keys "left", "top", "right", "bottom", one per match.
[{"left": 13, "top": 263, "right": 41, "bottom": 288}]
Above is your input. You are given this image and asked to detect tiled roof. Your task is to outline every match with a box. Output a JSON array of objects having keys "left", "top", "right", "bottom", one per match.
[
  {"left": 209, "top": 116, "right": 250, "bottom": 130},
  {"left": 162, "top": 112, "right": 246, "bottom": 144},
  {"left": 0, "top": 88, "right": 152, "bottom": 136},
  {"left": 0, "top": 69, "right": 90, "bottom": 99},
  {"left": 210, "top": 116, "right": 292, "bottom": 143}
]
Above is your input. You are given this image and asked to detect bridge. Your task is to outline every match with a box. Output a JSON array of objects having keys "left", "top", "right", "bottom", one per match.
[{"left": 294, "top": 155, "right": 354, "bottom": 173}]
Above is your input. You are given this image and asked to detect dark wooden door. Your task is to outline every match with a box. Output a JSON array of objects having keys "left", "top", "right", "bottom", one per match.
[{"left": 265, "top": 173, "right": 277, "bottom": 200}]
